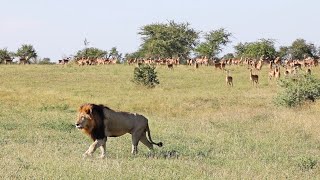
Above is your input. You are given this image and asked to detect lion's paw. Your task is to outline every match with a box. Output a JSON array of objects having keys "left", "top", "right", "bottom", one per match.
[{"left": 82, "top": 153, "right": 93, "bottom": 159}]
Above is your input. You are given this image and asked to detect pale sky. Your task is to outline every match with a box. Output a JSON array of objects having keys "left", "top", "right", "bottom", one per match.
[{"left": 1, "top": 0, "right": 319, "bottom": 61}]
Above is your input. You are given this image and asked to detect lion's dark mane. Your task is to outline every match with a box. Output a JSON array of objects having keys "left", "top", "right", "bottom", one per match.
[{"left": 90, "top": 104, "right": 107, "bottom": 140}]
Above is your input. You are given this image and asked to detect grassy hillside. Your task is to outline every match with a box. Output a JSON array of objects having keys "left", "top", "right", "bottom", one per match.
[{"left": 1, "top": 64, "right": 320, "bottom": 179}]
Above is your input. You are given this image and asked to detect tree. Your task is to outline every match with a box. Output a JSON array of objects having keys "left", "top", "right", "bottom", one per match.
[
  {"left": 234, "top": 39, "right": 276, "bottom": 59},
  {"left": 38, "top": 57, "right": 53, "bottom": 64},
  {"left": 74, "top": 47, "right": 107, "bottom": 59},
  {"left": 108, "top": 47, "right": 122, "bottom": 63},
  {"left": 194, "top": 28, "right": 232, "bottom": 58},
  {"left": 277, "top": 46, "right": 290, "bottom": 60},
  {"left": 0, "top": 48, "right": 12, "bottom": 63},
  {"left": 16, "top": 44, "right": 38, "bottom": 63},
  {"left": 222, "top": 53, "right": 235, "bottom": 60},
  {"left": 138, "top": 20, "right": 199, "bottom": 58},
  {"left": 289, "top": 39, "right": 316, "bottom": 59},
  {"left": 234, "top": 43, "right": 247, "bottom": 58}
]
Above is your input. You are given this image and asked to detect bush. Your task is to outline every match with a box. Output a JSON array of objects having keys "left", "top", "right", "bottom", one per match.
[
  {"left": 274, "top": 74, "right": 320, "bottom": 107},
  {"left": 133, "top": 64, "right": 160, "bottom": 88}
]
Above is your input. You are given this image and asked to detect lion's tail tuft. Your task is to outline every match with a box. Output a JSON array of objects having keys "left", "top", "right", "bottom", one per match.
[{"left": 146, "top": 124, "right": 163, "bottom": 148}]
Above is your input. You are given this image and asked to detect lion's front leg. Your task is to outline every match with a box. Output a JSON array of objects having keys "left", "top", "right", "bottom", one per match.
[
  {"left": 83, "top": 138, "right": 107, "bottom": 158},
  {"left": 99, "top": 141, "right": 107, "bottom": 159}
]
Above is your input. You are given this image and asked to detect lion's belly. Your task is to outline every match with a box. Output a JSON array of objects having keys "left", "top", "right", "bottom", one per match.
[{"left": 105, "top": 130, "right": 128, "bottom": 137}]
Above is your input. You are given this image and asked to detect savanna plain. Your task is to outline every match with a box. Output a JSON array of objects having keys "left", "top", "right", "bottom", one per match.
[{"left": 1, "top": 64, "right": 320, "bottom": 179}]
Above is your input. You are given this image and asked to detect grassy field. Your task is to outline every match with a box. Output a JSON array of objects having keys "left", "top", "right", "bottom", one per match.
[{"left": 1, "top": 64, "right": 320, "bottom": 179}]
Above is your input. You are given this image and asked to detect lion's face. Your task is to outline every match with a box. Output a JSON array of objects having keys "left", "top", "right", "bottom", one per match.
[
  {"left": 75, "top": 112, "right": 92, "bottom": 129},
  {"left": 76, "top": 104, "right": 94, "bottom": 130}
]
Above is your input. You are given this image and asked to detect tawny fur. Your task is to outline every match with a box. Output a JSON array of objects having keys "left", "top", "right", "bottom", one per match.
[
  {"left": 249, "top": 69, "right": 259, "bottom": 86},
  {"left": 75, "top": 103, "right": 163, "bottom": 158},
  {"left": 225, "top": 70, "right": 233, "bottom": 87},
  {"left": 274, "top": 66, "right": 281, "bottom": 80}
]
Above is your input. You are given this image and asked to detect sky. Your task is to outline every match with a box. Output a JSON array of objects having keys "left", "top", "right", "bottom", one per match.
[{"left": 1, "top": 0, "right": 319, "bottom": 62}]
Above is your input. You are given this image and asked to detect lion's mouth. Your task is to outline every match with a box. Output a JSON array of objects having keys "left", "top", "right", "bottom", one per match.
[{"left": 75, "top": 124, "right": 83, "bottom": 129}]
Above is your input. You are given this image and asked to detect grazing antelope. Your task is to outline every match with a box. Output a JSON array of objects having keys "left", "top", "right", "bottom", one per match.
[
  {"left": 167, "top": 63, "right": 174, "bottom": 70},
  {"left": 249, "top": 69, "right": 259, "bottom": 86},
  {"left": 225, "top": 70, "right": 233, "bottom": 87}
]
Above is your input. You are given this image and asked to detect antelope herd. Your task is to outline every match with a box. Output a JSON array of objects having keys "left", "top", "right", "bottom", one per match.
[
  {"left": 2, "top": 55, "right": 318, "bottom": 87},
  {"left": 124, "top": 56, "right": 317, "bottom": 87}
]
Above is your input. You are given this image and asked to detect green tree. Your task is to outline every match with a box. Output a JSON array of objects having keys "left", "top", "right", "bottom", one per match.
[
  {"left": 75, "top": 47, "right": 107, "bottom": 59},
  {"left": 108, "top": 47, "right": 122, "bottom": 63},
  {"left": 222, "top": 53, "right": 235, "bottom": 60},
  {"left": 234, "top": 39, "right": 276, "bottom": 59},
  {"left": 234, "top": 43, "right": 247, "bottom": 58},
  {"left": 277, "top": 46, "right": 289, "bottom": 60},
  {"left": 108, "top": 47, "right": 118, "bottom": 58},
  {"left": 38, "top": 57, "right": 52, "bottom": 64},
  {"left": 138, "top": 20, "right": 199, "bottom": 58},
  {"left": 16, "top": 44, "right": 38, "bottom": 63},
  {"left": 0, "top": 48, "right": 12, "bottom": 63},
  {"left": 289, "top": 39, "right": 316, "bottom": 59},
  {"left": 195, "top": 28, "right": 232, "bottom": 58}
]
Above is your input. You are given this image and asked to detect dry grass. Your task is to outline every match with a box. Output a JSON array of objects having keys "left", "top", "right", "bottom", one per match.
[{"left": 0, "top": 64, "right": 320, "bottom": 179}]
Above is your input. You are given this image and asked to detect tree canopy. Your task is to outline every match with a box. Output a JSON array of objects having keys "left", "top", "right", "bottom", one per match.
[
  {"left": 289, "top": 39, "right": 316, "bottom": 59},
  {"left": 2, "top": 21, "right": 320, "bottom": 63},
  {"left": 137, "top": 20, "right": 199, "bottom": 58},
  {"left": 194, "top": 28, "right": 232, "bottom": 58},
  {"left": 0, "top": 48, "right": 12, "bottom": 63},
  {"left": 16, "top": 44, "right": 38, "bottom": 63},
  {"left": 75, "top": 47, "right": 107, "bottom": 59},
  {"left": 234, "top": 39, "right": 276, "bottom": 59}
]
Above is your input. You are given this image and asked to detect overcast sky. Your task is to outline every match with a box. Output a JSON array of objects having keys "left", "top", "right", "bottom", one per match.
[{"left": 1, "top": 0, "right": 319, "bottom": 61}]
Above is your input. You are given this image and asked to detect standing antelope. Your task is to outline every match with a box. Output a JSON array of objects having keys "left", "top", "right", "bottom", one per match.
[
  {"left": 268, "top": 69, "right": 275, "bottom": 81},
  {"left": 274, "top": 66, "right": 281, "bottom": 80},
  {"left": 249, "top": 69, "right": 259, "bottom": 86},
  {"left": 225, "top": 70, "right": 233, "bottom": 87}
]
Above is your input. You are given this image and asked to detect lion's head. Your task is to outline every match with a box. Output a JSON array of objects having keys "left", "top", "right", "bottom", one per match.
[
  {"left": 76, "top": 104, "right": 95, "bottom": 130},
  {"left": 76, "top": 103, "right": 105, "bottom": 140}
]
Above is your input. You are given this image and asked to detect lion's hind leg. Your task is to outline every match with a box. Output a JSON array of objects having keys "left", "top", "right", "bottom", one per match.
[
  {"left": 131, "top": 129, "right": 146, "bottom": 155},
  {"left": 139, "top": 133, "right": 154, "bottom": 151}
]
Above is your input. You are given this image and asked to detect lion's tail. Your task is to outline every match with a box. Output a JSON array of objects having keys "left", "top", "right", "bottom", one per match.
[{"left": 146, "top": 125, "right": 163, "bottom": 147}]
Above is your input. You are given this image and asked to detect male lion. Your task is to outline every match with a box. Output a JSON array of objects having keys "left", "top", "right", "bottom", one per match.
[{"left": 75, "top": 103, "right": 163, "bottom": 158}]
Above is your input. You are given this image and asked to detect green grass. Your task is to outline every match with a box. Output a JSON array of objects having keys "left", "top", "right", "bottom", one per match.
[{"left": 1, "top": 64, "right": 320, "bottom": 179}]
